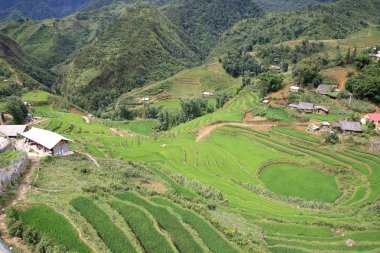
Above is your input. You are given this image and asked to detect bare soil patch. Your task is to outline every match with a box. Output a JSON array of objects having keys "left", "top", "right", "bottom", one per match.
[
  {"left": 140, "top": 181, "right": 168, "bottom": 193},
  {"left": 322, "top": 67, "right": 350, "bottom": 90}
]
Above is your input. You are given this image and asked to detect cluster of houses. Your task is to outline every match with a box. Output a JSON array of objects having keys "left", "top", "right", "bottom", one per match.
[
  {"left": 0, "top": 125, "right": 72, "bottom": 156},
  {"left": 369, "top": 50, "right": 380, "bottom": 61},
  {"left": 288, "top": 102, "right": 329, "bottom": 115}
]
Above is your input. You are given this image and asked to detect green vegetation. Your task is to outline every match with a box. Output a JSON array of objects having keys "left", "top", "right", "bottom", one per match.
[
  {"left": 61, "top": 5, "right": 199, "bottom": 112},
  {"left": 18, "top": 204, "right": 92, "bottom": 253},
  {"left": 151, "top": 197, "right": 240, "bottom": 253},
  {"left": 259, "top": 164, "right": 340, "bottom": 202},
  {"left": 22, "top": 91, "right": 50, "bottom": 105},
  {"left": 271, "top": 127, "right": 320, "bottom": 143},
  {"left": 212, "top": 0, "right": 380, "bottom": 58},
  {"left": 109, "top": 199, "right": 176, "bottom": 253},
  {"left": 115, "top": 192, "right": 205, "bottom": 253},
  {"left": 346, "top": 64, "right": 380, "bottom": 104},
  {"left": 5, "top": 96, "right": 28, "bottom": 123},
  {"left": 71, "top": 197, "right": 137, "bottom": 253},
  {"left": 0, "top": 150, "right": 19, "bottom": 166}
]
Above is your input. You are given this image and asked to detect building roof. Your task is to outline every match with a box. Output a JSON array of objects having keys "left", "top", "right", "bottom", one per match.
[
  {"left": 298, "top": 102, "right": 314, "bottom": 110},
  {"left": 314, "top": 105, "right": 329, "bottom": 112},
  {"left": 0, "top": 125, "right": 28, "bottom": 137},
  {"left": 290, "top": 86, "right": 300, "bottom": 90},
  {"left": 21, "top": 127, "right": 72, "bottom": 150},
  {"left": 366, "top": 113, "right": 380, "bottom": 121},
  {"left": 316, "top": 84, "right": 337, "bottom": 94},
  {"left": 339, "top": 121, "right": 363, "bottom": 132}
]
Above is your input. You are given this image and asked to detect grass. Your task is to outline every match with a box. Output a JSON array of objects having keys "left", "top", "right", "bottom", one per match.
[
  {"left": 115, "top": 192, "right": 205, "bottom": 253},
  {"left": 71, "top": 197, "right": 137, "bottom": 253},
  {"left": 0, "top": 150, "right": 19, "bottom": 166},
  {"left": 19, "top": 204, "right": 92, "bottom": 253},
  {"left": 259, "top": 164, "right": 340, "bottom": 202},
  {"left": 22, "top": 91, "right": 50, "bottom": 104},
  {"left": 271, "top": 127, "right": 321, "bottom": 143},
  {"left": 86, "top": 144, "right": 104, "bottom": 158},
  {"left": 109, "top": 199, "right": 175, "bottom": 253},
  {"left": 151, "top": 197, "right": 240, "bottom": 253}
]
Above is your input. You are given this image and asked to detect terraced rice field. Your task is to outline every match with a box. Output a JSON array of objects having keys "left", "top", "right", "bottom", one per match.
[{"left": 14, "top": 89, "right": 380, "bottom": 252}]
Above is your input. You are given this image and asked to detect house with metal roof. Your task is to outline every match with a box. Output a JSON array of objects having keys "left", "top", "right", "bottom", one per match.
[
  {"left": 339, "top": 121, "right": 363, "bottom": 133},
  {"left": 0, "top": 125, "right": 28, "bottom": 138},
  {"left": 21, "top": 128, "right": 72, "bottom": 156},
  {"left": 298, "top": 102, "right": 314, "bottom": 113},
  {"left": 364, "top": 113, "right": 380, "bottom": 130}
]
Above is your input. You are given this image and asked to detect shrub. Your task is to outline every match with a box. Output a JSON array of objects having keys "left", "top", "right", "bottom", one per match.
[{"left": 340, "top": 98, "right": 376, "bottom": 113}]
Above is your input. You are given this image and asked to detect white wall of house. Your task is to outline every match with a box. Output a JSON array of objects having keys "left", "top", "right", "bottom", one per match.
[{"left": 52, "top": 142, "right": 69, "bottom": 156}]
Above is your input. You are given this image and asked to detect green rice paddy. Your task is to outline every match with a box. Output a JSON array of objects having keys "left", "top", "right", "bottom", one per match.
[{"left": 259, "top": 164, "right": 340, "bottom": 202}]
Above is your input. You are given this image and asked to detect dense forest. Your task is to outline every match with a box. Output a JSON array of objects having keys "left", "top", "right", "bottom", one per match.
[
  {"left": 60, "top": 5, "right": 199, "bottom": 112},
  {"left": 211, "top": 0, "right": 380, "bottom": 58}
]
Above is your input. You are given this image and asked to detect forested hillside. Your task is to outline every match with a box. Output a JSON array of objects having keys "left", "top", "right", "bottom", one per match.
[
  {"left": 60, "top": 4, "right": 200, "bottom": 112},
  {"left": 0, "top": 34, "right": 56, "bottom": 87},
  {"left": 211, "top": 0, "right": 380, "bottom": 58},
  {"left": 256, "top": 0, "right": 336, "bottom": 11},
  {"left": 163, "top": 0, "right": 263, "bottom": 58},
  {"left": 0, "top": 0, "right": 89, "bottom": 21}
]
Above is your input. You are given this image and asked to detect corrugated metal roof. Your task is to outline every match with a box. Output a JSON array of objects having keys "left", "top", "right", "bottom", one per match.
[
  {"left": 21, "top": 127, "right": 72, "bottom": 150},
  {"left": 0, "top": 125, "right": 28, "bottom": 137},
  {"left": 298, "top": 102, "right": 314, "bottom": 110},
  {"left": 339, "top": 121, "right": 362, "bottom": 132}
]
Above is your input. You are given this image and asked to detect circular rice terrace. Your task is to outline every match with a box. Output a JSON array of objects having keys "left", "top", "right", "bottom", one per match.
[{"left": 259, "top": 163, "right": 340, "bottom": 203}]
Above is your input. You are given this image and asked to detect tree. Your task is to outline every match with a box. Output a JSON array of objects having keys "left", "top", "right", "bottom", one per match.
[
  {"left": 346, "top": 65, "right": 380, "bottom": 104},
  {"left": 353, "top": 54, "right": 372, "bottom": 70},
  {"left": 292, "top": 57, "right": 322, "bottom": 87},
  {"left": 5, "top": 96, "right": 28, "bottom": 124},
  {"left": 256, "top": 71, "right": 284, "bottom": 96},
  {"left": 335, "top": 45, "right": 344, "bottom": 66},
  {"left": 345, "top": 47, "right": 351, "bottom": 65}
]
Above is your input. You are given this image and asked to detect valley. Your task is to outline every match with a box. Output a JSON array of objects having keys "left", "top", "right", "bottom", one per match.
[{"left": 0, "top": 0, "right": 380, "bottom": 252}]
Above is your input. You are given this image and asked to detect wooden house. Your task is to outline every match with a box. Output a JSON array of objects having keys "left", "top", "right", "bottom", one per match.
[
  {"left": 21, "top": 127, "right": 72, "bottom": 156},
  {"left": 339, "top": 121, "right": 363, "bottom": 133},
  {"left": 314, "top": 106, "right": 329, "bottom": 115},
  {"left": 298, "top": 102, "right": 314, "bottom": 114}
]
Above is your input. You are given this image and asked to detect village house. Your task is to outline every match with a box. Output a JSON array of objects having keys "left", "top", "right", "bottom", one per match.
[
  {"left": 0, "top": 125, "right": 28, "bottom": 138},
  {"left": 297, "top": 102, "right": 314, "bottom": 114},
  {"left": 314, "top": 106, "right": 329, "bottom": 115},
  {"left": 289, "top": 86, "right": 301, "bottom": 93},
  {"left": 142, "top": 97, "right": 150, "bottom": 102},
  {"left": 202, "top": 91, "right": 213, "bottom": 97},
  {"left": 321, "top": 122, "right": 331, "bottom": 129},
  {"left": 363, "top": 113, "right": 380, "bottom": 130},
  {"left": 339, "top": 121, "right": 363, "bottom": 133},
  {"left": 21, "top": 127, "right": 72, "bottom": 156},
  {"left": 316, "top": 84, "right": 338, "bottom": 95}
]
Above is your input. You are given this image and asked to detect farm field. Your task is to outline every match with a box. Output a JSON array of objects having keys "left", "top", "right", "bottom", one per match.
[
  {"left": 6, "top": 92, "right": 380, "bottom": 252},
  {"left": 113, "top": 62, "right": 242, "bottom": 110}
]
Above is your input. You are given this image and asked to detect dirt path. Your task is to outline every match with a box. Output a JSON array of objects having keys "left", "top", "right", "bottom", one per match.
[
  {"left": 196, "top": 121, "right": 277, "bottom": 142},
  {"left": 0, "top": 158, "right": 40, "bottom": 252},
  {"left": 82, "top": 116, "right": 90, "bottom": 124},
  {"left": 110, "top": 128, "right": 124, "bottom": 137}
]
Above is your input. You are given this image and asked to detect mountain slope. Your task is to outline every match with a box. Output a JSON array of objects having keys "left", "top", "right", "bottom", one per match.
[
  {"left": 0, "top": 33, "right": 56, "bottom": 86},
  {"left": 162, "top": 0, "right": 263, "bottom": 58},
  {"left": 211, "top": 0, "right": 380, "bottom": 58},
  {"left": 256, "top": 0, "right": 337, "bottom": 12},
  {"left": 60, "top": 4, "right": 200, "bottom": 112},
  {"left": 0, "top": 0, "right": 90, "bottom": 21}
]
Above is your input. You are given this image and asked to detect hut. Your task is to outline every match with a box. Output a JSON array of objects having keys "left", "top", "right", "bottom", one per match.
[
  {"left": 339, "top": 121, "right": 363, "bottom": 133},
  {"left": 314, "top": 106, "right": 329, "bottom": 115},
  {"left": 202, "top": 92, "right": 213, "bottom": 97},
  {"left": 289, "top": 86, "right": 301, "bottom": 93},
  {"left": 21, "top": 127, "right": 72, "bottom": 156},
  {"left": 316, "top": 84, "right": 337, "bottom": 95},
  {"left": 298, "top": 102, "right": 314, "bottom": 114},
  {"left": 0, "top": 125, "right": 28, "bottom": 138}
]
